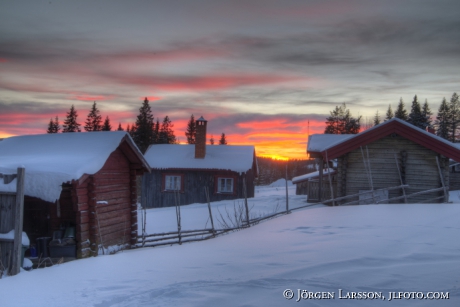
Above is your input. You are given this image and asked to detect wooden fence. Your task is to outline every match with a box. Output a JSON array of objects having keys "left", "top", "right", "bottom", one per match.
[
  {"left": 136, "top": 183, "right": 292, "bottom": 248},
  {"left": 0, "top": 167, "right": 25, "bottom": 277}
]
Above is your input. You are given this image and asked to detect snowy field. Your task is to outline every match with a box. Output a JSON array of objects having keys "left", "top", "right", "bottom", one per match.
[{"left": 1, "top": 181, "right": 459, "bottom": 307}]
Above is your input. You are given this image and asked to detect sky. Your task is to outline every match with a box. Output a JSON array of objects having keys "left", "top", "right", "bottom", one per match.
[{"left": 1, "top": 0, "right": 459, "bottom": 159}]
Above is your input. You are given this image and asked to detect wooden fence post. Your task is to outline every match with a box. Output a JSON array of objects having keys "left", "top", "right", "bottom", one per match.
[
  {"left": 243, "top": 177, "right": 250, "bottom": 227},
  {"left": 11, "top": 167, "right": 25, "bottom": 275},
  {"left": 204, "top": 187, "right": 215, "bottom": 236}
]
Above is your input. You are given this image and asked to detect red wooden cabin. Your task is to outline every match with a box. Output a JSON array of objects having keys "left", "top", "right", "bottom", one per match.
[{"left": 0, "top": 132, "right": 150, "bottom": 258}]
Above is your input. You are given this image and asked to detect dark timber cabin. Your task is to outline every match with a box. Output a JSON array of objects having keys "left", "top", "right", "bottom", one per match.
[
  {"left": 306, "top": 118, "right": 460, "bottom": 205},
  {"left": 0, "top": 132, "right": 150, "bottom": 259},
  {"left": 142, "top": 116, "right": 258, "bottom": 208}
]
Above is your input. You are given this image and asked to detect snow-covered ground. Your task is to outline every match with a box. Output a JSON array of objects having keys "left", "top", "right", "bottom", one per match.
[{"left": 1, "top": 181, "right": 459, "bottom": 306}]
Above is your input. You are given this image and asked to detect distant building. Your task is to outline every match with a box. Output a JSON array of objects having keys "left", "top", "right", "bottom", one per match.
[{"left": 142, "top": 116, "right": 258, "bottom": 207}]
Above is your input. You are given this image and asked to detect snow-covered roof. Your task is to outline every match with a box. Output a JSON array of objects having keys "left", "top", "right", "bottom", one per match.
[
  {"left": 144, "top": 144, "right": 256, "bottom": 174},
  {"left": 307, "top": 118, "right": 460, "bottom": 161},
  {"left": 307, "top": 134, "right": 353, "bottom": 153},
  {"left": 0, "top": 131, "right": 147, "bottom": 202},
  {"left": 292, "top": 169, "right": 336, "bottom": 184}
]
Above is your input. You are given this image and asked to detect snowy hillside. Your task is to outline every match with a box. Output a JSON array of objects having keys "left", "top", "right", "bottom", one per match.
[{"left": 0, "top": 183, "right": 459, "bottom": 306}]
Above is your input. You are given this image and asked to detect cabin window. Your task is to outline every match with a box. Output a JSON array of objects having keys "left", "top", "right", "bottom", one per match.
[
  {"left": 217, "top": 177, "right": 233, "bottom": 193},
  {"left": 162, "top": 174, "right": 184, "bottom": 192}
]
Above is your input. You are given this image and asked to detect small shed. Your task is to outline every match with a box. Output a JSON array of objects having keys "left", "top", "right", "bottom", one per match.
[
  {"left": 0, "top": 132, "right": 150, "bottom": 258},
  {"left": 307, "top": 118, "right": 460, "bottom": 205},
  {"left": 292, "top": 169, "right": 337, "bottom": 201},
  {"left": 142, "top": 117, "right": 258, "bottom": 207}
]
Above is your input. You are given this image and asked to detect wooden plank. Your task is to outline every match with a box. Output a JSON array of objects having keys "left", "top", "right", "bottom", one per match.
[{"left": 11, "top": 167, "right": 25, "bottom": 276}]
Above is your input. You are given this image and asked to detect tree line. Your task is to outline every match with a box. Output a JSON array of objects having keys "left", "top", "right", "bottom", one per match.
[
  {"left": 324, "top": 93, "right": 460, "bottom": 142},
  {"left": 46, "top": 98, "right": 228, "bottom": 153}
]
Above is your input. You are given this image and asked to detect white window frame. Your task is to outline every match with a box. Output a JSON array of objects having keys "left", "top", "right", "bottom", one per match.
[
  {"left": 164, "top": 175, "right": 181, "bottom": 191},
  {"left": 217, "top": 177, "right": 233, "bottom": 193}
]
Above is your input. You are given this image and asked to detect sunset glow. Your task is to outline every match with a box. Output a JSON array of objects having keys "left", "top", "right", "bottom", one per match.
[{"left": 1, "top": 1, "right": 458, "bottom": 160}]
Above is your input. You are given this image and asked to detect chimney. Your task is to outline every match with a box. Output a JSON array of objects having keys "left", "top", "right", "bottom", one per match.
[
  {"left": 195, "top": 116, "right": 207, "bottom": 159},
  {"left": 426, "top": 126, "right": 435, "bottom": 134}
]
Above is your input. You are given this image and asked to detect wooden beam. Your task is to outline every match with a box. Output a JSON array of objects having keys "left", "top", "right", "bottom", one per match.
[{"left": 11, "top": 167, "right": 25, "bottom": 276}]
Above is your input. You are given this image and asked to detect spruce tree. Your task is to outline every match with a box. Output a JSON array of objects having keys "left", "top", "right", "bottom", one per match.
[
  {"left": 421, "top": 99, "right": 433, "bottom": 129},
  {"left": 84, "top": 101, "right": 102, "bottom": 132},
  {"left": 448, "top": 92, "right": 460, "bottom": 142},
  {"left": 209, "top": 135, "right": 215, "bottom": 145},
  {"left": 219, "top": 133, "right": 228, "bottom": 145},
  {"left": 435, "top": 98, "right": 450, "bottom": 140},
  {"left": 46, "top": 116, "right": 60, "bottom": 133},
  {"left": 46, "top": 118, "right": 54, "bottom": 133},
  {"left": 385, "top": 104, "right": 394, "bottom": 121},
  {"left": 159, "top": 116, "right": 176, "bottom": 144},
  {"left": 132, "top": 97, "right": 154, "bottom": 153},
  {"left": 408, "top": 95, "right": 424, "bottom": 129},
  {"left": 394, "top": 98, "right": 408, "bottom": 121},
  {"left": 324, "top": 103, "right": 361, "bottom": 134},
  {"left": 62, "top": 105, "right": 81, "bottom": 132},
  {"left": 185, "top": 114, "right": 196, "bottom": 144},
  {"left": 101, "top": 116, "right": 112, "bottom": 131},
  {"left": 153, "top": 119, "right": 160, "bottom": 144},
  {"left": 117, "top": 123, "right": 124, "bottom": 131},
  {"left": 373, "top": 111, "right": 381, "bottom": 126}
]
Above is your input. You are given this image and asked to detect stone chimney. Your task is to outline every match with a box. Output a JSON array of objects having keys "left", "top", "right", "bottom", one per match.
[{"left": 195, "top": 116, "right": 207, "bottom": 159}]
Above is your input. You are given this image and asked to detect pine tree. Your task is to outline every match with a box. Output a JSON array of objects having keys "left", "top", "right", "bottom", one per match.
[
  {"left": 153, "top": 119, "right": 160, "bottom": 144},
  {"left": 373, "top": 111, "right": 381, "bottom": 126},
  {"left": 219, "top": 133, "right": 227, "bottom": 145},
  {"left": 46, "top": 118, "right": 54, "bottom": 133},
  {"left": 128, "top": 124, "right": 135, "bottom": 138},
  {"left": 185, "top": 114, "right": 196, "bottom": 144},
  {"left": 132, "top": 97, "right": 154, "bottom": 153},
  {"left": 46, "top": 116, "right": 60, "bottom": 133},
  {"left": 117, "top": 123, "right": 124, "bottom": 131},
  {"left": 209, "top": 135, "right": 215, "bottom": 145},
  {"left": 385, "top": 104, "right": 394, "bottom": 121},
  {"left": 448, "top": 92, "right": 460, "bottom": 142},
  {"left": 101, "top": 116, "right": 112, "bottom": 131},
  {"left": 408, "top": 95, "right": 425, "bottom": 129},
  {"left": 324, "top": 103, "right": 361, "bottom": 134},
  {"left": 421, "top": 99, "right": 433, "bottom": 129},
  {"left": 159, "top": 116, "right": 176, "bottom": 144},
  {"left": 84, "top": 101, "right": 102, "bottom": 132},
  {"left": 435, "top": 98, "right": 450, "bottom": 140},
  {"left": 394, "top": 98, "right": 408, "bottom": 121},
  {"left": 62, "top": 105, "right": 81, "bottom": 133}
]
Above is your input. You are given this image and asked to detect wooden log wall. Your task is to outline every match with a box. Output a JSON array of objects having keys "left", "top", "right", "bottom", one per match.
[
  {"left": 142, "top": 169, "right": 256, "bottom": 208},
  {"left": 75, "top": 148, "right": 135, "bottom": 258},
  {"left": 449, "top": 171, "right": 460, "bottom": 191},
  {"left": 337, "top": 135, "right": 448, "bottom": 204},
  {"left": 1, "top": 193, "right": 16, "bottom": 273}
]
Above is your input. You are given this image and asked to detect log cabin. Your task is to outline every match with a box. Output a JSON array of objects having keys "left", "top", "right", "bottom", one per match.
[
  {"left": 0, "top": 132, "right": 150, "bottom": 259},
  {"left": 142, "top": 117, "right": 258, "bottom": 208},
  {"left": 307, "top": 118, "right": 460, "bottom": 204}
]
